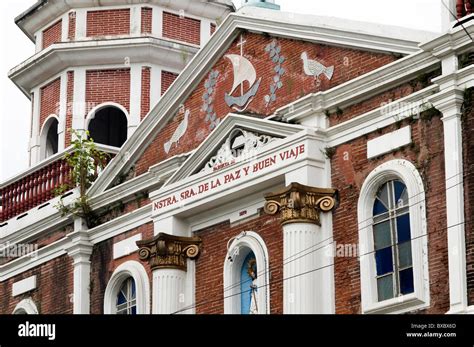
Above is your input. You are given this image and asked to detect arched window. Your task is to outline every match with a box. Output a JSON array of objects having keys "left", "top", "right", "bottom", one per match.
[
  {"left": 358, "top": 159, "right": 429, "bottom": 314},
  {"left": 40, "top": 116, "right": 59, "bottom": 160},
  {"left": 104, "top": 261, "right": 150, "bottom": 314},
  {"left": 116, "top": 277, "right": 137, "bottom": 315},
  {"left": 373, "top": 180, "right": 413, "bottom": 302},
  {"left": 12, "top": 298, "right": 39, "bottom": 314},
  {"left": 88, "top": 105, "right": 128, "bottom": 147},
  {"left": 224, "top": 231, "right": 269, "bottom": 314}
]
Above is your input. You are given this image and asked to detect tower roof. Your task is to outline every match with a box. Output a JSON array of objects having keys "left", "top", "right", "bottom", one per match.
[{"left": 15, "top": 0, "right": 236, "bottom": 41}]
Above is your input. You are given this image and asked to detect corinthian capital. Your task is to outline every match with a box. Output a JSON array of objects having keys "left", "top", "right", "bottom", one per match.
[
  {"left": 264, "top": 183, "right": 337, "bottom": 226},
  {"left": 136, "top": 233, "right": 202, "bottom": 271}
]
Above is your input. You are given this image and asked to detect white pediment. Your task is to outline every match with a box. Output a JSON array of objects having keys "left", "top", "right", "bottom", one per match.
[{"left": 165, "top": 114, "right": 304, "bottom": 185}]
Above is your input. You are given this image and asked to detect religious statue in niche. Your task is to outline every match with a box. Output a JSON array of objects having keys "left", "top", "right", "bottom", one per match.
[
  {"left": 301, "top": 51, "right": 334, "bottom": 81},
  {"left": 247, "top": 257, "right": 258, "bottom": 314},
  {"left": 224, "top": 34, "right": 262, "bottom": 112},
  {"left": 164, "top": 109, "right": 190, "bottom": 154}
]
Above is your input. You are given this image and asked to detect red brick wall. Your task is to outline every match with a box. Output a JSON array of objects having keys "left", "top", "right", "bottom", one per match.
[
  {"left": 162, "top": 11, "right": 201, "bottom": 45},
  {"left": 331, "top": 112, "right": 449, "bottom": 314},
  {"left": 0, "top": 255, "right": 73, "bottom": 314},
  {"left": 90, "top": 223, "right": 153, "bottom": 314},
  {"left": 39, "top": 78, "right": 61, "bottom": 132},
  {"left": 141, "top": 67, "right": 151, "bottom": 120},
  {"left": 85, "top": 69, "right": 131, "bottom": 115},
  {"left": 195, "top": 213, "right": 283, "bottom": 314},
  {"left": 65, "top": 71, "right": 74, "bottom": 147},
  {"left": 161, "top": 70, "right": 178, "bottom": 96},
  {"left": 68, "top": 12, "right": 76, "bottom": 40},
  {"left": 141, "top": 7, "right": 152, "bottom": 34},
  {"left": 86, "top": 9, "right": 130, "bottom": 37},
  {"left": 463, "top": 88, "right": 474, "bottom": 305},
  {"left": 42, "top": 19, "right": 62, "bottom": 49},
  {"left": 134, "top": 32, "right": 398, "bottom": 175}
]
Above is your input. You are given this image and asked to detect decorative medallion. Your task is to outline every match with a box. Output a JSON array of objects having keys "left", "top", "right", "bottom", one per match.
[
  {"left": 136, "top": 233, "right": 202, "bottom": 271},
  {"left": 224, "top": 35, "right": 262, "bottom": 112},
  {"left": 264, "top": 40, "right": 286, "bottom": 107},
  {"left": 301, "top": 51, "right": 334, "bottom": 80},
  {"left": 200, "top": 128, "right": 278, "bottom": 173},
  {"left": 264, "top": 182, "right": 337, "bottom": 226},
  {"left": 202, "top": 70, "right": 220, "bottom": 130},
  {"left": 164, "top": 109, "right": 190, "bottom": 154}
]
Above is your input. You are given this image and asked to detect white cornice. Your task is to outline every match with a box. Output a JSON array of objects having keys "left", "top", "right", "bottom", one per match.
[
  {"left": 9, "top": 36, "right": 198, "bottom": 98},
  {"left": 16, "top": 0, "right": 235, "bottom": 42},
  {"left": 270, "top": 51, "right": 439, "bottom": 123}
]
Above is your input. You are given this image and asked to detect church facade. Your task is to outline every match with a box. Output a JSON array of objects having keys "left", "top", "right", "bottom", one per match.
[{"left": 0, "top": 0, "right": 473, "bottom": 314}]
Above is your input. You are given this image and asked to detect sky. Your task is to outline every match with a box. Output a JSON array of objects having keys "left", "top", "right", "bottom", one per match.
[{"left": 0, "top": 0, "right": 445, "bottom": 181}]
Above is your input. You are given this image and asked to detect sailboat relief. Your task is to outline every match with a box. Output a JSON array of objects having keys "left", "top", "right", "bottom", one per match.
[{"left": 224, "top": 36, "right": 261, "bottom": 112}]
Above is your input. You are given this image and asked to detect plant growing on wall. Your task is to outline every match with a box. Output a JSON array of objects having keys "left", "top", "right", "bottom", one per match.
[{"left": 54, "top": 130, "right": 109, "bottom": 228}]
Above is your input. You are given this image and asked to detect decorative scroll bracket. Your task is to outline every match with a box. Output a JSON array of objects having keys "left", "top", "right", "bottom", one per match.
[
  {"left": 264, "top": 182, "right": 337, "bottom": 226},
  {"left": 136, "top": 233, "right": 202, "bottom": 271}
]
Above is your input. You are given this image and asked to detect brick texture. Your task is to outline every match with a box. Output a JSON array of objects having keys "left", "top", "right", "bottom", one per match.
[
  {"left": 39, "top": 78, "right": 61, "bottom": 132},
  {"left": 0, "top": 255, "right": 73, "bottom": 314},
  {"left": 162, "top": 11, "right": 201, "bottom": 46},
  {"left": 68, "top": 12, "right": 76, "bottom": 40},
  {"left": 86, "top": 9, "right": 130, "bottom": 37},
  {"left": 90, "top": 223, "right": 153, "bottom": 314},
  {"left": 141, "top": 7, "right": 152, "bottom": 34},
  {"left": 42, "top": 19, "right": 62, "bottom": 50},
  {"left": 195, "top": 213, "right": 283, "bottom": 314},
  {"left": 161, "top": 70, "right": 178, "bottom": 96},
  {"left": 134, "top": 32, "right": 398, "bottom": 175},
  {"left": 85, "top": 69, "right": 131, "bottom": 115},
  {"left": 141, "top": 67, "right": 151, "bottom": 120},
  {"left": 331, "top": 111, "right": 449, "bottom": 314}
]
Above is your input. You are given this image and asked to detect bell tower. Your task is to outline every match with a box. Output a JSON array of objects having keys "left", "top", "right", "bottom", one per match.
[{"left": 10, "top": 0, "right": 234, "bottom": 166}]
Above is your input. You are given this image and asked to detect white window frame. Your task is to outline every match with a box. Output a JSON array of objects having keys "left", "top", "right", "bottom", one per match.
[
  {"left": 223, "top": 231, "right": 270, "bottom": 314},
  {"left": 104, "top": 260, "right": 150, "bottom": 314},
  {"left": 13, "top": 298, "right": 39, "bottom": 314},
  {"left": 358, "top": 159, "right": 430, "bottom": 314},
  {"left": 39, "top": 114, "right": 60, "bottom": 160}
]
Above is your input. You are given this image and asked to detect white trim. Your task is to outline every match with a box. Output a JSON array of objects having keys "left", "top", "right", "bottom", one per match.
[
  {"left": 113, "top": 234, "right": 142, "bottom": 260},
  {"left": 13, "top": 298, "right": 39, "bottom": 315},
  {"left": 152, "top": 7, "right": 163, "bottom": 37},
  {"left": 30, "top": 87, "right": 41, "bottom": 165},
  {"left": 12, "top": 276, "right": 37, "bottom": 297},
  {"left": 130, "top": 6, "right": 141, "bottom": 35},
  {"left": 104, "top": 260, "right": 150, "bottom": 314},
  {"left": 224, "top": 231, "right": 270, "bottom": 314},
  {"left": 150, "top": 64, "right": 162, "bottom": 107},
  {"left": 367, "top": 126, "right": 412, "bottom": 159},
  {"left": 61, "top": 12, "right": 69, "bottom": 42},
  {"left": 58, "top": 72, "right": 67, "bottom": 151},
  {"left": 358, "top": 159, "right": 430, "bottom": 314},
  {"left": 75, "top": 9, "right": 87, "bottom": 40},
  {"left": 129, "top": 64, "right": 142, "bottom": 136},
  {"left": 34, "top": 31, "right": 43, "bottom": 53},
  {"left": 39, "top": 114, "right": 60, "bottom": 161},
  {"left": 72, "top": 67, "right": 86, "bottom": 135},
  {"left": 200, "top": 18, "right": 211, "bottom": 46}
]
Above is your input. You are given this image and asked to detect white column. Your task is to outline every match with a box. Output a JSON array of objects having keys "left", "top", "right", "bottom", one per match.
[
  {"left": 58, "top": 72, "right": 68, "bottom": 151},
  {"left": 152, "top": 269, "right": 186, "bottom": 314},
  {"left": 72, "top": 68, "right": 86, "bottom": 138},
  {"left": 129, "top": 64, "right": 142, "bottom": 137},
  {"left": 152, "top": 7, "right": 163, "bottom": 37},
  {"left": 150, "top": 64, "right": 162, "bottom": 107},
  {"left": 200, "top": 18, "right": 211, "bottom": 46},
  {"left": 441, "top": 0, "right": 457, "bottom": 32},
  {"left": 34, "top": 31, "right": 43, "bottom": 53},
  {"left": 130, "top": 6, "right": 141, "bottom": 35},
  {"left": 283, "top": 222, "right": 320, "bottom": 313},
  {"left": 75, "top": 9, "right": 87, "bottom": 39},
  {"left": 30, "top": 87, "right": 41, "bottom": 165},
  {"left": 430, "top": 87, "right": 467, "bottom": 313},
  {"left": 61, "top": 12, "right": 69, "bottom": 42},
  {"left": 66, "top": 220, "right": 93, "bottom": 314}
]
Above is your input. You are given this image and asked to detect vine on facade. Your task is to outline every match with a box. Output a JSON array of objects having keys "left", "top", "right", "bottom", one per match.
[{"left": 54, "top": 130, "right": 109, "bottom": 228}]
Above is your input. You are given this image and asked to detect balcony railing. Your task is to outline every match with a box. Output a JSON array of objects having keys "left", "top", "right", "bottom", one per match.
[
  {"left": 457, "top": 0, "right": 473, "bottom": 18},
  {"left": 0, "top": 144, "right": 118, "bottom": 223}
]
